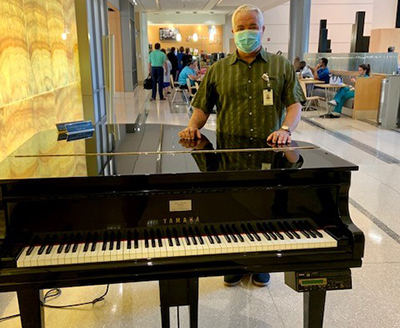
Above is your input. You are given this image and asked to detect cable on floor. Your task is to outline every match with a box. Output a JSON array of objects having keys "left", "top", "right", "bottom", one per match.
[{"left": 0, "top": 284, "right": 110, "bottom": 323}]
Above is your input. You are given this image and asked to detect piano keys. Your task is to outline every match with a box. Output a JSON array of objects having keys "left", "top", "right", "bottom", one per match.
[{"left": 16, "top": 219, "right": 338, "bottom": 268}]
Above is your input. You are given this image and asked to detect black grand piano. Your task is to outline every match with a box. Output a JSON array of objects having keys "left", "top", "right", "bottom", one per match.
[{"left": 0, "top": 123, "right": 364, "bottom": 328}]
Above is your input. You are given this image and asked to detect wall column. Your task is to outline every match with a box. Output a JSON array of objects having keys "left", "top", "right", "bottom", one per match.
[{"left": 288, "top": 0, "right": 311, "bottom": 62}]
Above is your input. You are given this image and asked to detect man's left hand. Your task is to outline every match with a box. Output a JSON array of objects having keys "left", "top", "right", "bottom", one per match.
[{"left": 267, "top": 130, "right": 291, "bottom": 145}]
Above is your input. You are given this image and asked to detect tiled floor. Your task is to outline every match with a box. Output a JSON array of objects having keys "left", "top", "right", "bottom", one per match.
[{"left": 1, "top": 89, "right": 400, "bottom": 328}]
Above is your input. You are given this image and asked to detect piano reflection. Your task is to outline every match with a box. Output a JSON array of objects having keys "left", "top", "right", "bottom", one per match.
[{"left": 0, "top": 124, "right": 364, "bottom": 328}]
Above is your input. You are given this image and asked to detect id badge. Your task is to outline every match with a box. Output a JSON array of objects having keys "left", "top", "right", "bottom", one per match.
[{"left": 263, "top": 89, "right": 273, "bottom": 106}]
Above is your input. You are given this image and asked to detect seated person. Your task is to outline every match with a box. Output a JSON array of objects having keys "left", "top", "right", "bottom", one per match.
[
  {"left": 310, "top": 58, "right": 330, "bottom": 83},
  {"left": 324, "top": 64, "right": 371, "bottom": 118},
  {"left": 299, "top": 61, "right": 313, "bottom": 79},
  {"left": 178, "top": 60, "right": 200, "bottom": 93}
]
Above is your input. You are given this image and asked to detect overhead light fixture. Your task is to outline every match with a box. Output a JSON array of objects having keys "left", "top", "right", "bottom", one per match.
[
  {"left": 176, "top": 33, "right": 182, "bottom": 42},
  {"left": 193, "top": 33, "right": 199, "bottom": 42},
  {"left": 61, "top": 33, "right": 67, "bottom": 40}
]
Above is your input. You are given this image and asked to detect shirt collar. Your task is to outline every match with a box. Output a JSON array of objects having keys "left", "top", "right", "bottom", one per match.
[{"left": 229, "top": 47, "right": 268, "bottom": 66}]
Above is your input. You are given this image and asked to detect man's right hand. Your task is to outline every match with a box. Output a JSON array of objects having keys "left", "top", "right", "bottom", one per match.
[{"left": 178, "top": 126, "right": 201, "bottom": 139}]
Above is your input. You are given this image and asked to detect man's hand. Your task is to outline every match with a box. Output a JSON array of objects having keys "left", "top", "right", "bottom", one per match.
[
  {"left": 179, "top": 136, "right": 210, "bottom": 150},
  {"left": 178, "top": 126, "right": 201, "bottom": 140},
  {"left": 350, "top": 76, "right": 356, "bottom": 83},
  {"left": 267, "top": 130, "right": 292, "bottom": 144}
]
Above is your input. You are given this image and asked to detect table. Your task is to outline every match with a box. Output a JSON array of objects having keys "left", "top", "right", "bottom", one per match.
[{"left": 301, "top": 79, "right": 325, "bottom": 98}]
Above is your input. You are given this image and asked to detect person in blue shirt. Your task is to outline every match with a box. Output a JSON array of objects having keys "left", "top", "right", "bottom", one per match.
[
  {"left": 177, "top": 46, "right": 187, "bottom": 75},
  {"left": 310, "top": 58, "right": 330, "bottom": 84},
  {"left": 324, "top": 64, "right": 371, "bottom": 118},
  {"left": 178, "top": 60, "right": 200, "bottom": 90}
]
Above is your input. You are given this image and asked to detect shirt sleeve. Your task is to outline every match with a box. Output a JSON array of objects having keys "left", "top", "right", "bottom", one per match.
[
  {"left": 283, "top": 59, "right": 306, "bottom": 108},
  {"left": 191, "top": 66, "right": 218, "bottom": 114},
  {"left": 318, "top": 68, "right": 329, "bottom": 81}
]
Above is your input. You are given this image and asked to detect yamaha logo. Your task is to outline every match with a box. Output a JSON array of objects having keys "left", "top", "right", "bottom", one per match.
[{"left": 162, "top": 217, "right": 200, "bottom": 225}]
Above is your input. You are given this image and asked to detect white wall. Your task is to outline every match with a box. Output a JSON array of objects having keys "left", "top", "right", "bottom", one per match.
[
  {"left": 262, "top": 0, "right": 398, "bottom": 55},
  {"left": 223, "top": 14, "right": 233, "bottom": 53}
]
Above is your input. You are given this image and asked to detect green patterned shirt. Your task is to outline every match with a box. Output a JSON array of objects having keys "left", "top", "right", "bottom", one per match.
[{"left": 192, "top": 48, "right": 305, "bottom": 139}]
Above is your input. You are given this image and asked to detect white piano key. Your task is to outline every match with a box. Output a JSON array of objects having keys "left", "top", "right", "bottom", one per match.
[
  {"left": 16, "top": 247, "right": 29, "bottom": 268},
  {"left": 30, "top": 246, "right": 42, "bottom": 267},
  {"left": 43, "top": 246, "right": 58, "bottom": 266}
]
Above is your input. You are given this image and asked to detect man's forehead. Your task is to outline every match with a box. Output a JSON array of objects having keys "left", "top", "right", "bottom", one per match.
[{"left": 234, "top": 12, "right": 259, "bottom": 25}]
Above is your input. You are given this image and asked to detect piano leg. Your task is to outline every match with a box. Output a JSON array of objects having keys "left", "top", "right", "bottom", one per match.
[
  {"left": 17, "top": 289, "right": 45, "bottom": 328},
  {"left": 303, "top": 290, "right": 326, "bottom": 328},
  {"left": 159, "top": 278, "right": 199, "bottom": 328}
]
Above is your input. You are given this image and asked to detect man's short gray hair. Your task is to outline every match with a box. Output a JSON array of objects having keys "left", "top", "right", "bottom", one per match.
[{"left": 232, "top": 4, "right": 264, "bottom": 29}]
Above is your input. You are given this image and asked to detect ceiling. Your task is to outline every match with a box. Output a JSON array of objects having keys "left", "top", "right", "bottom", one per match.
[{"left": 135, "top": 0, "right": 289, "bottom": 14}]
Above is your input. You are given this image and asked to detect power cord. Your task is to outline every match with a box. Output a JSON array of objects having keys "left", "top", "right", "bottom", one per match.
[{"left": 0, "top": 284, "right": 110, "bottom": 323}]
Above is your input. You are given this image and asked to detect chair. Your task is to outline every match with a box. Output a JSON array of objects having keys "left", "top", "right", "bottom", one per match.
[
  {"left": 299, "top": 80, "right": 325, "bottom": 112},
  {"left": 170, "top": 76, "right": 189, "bottom": 105},
  {"left": 170, "top": 75, "right": 179, "bottom": 90}
]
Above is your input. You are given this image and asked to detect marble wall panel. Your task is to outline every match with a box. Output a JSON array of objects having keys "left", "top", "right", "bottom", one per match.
[
  {"left": 62, "top": 0, "right": 80, "bottom": 83},
  {"left": 24, "top": 0, "right": 53, "bottom": 93},
  {"left": 33, "top": 91, "right": 56, "bottom": 132},
  {"left": 3, "top": 98, "right": 37, "bottom": 157},
  {"left": 0, "top": 0, "right": 36, "bottom": 107},
  {"left": 0, "top": 108, "right": 5, "bottom": 162},
  {"left": 46, "top": 0, "right": 69, "bottom": 88},
  {"left": 54, "top": 82, "right": 84, "bottom": 124}
]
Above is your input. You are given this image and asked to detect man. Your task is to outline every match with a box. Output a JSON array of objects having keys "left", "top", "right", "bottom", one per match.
[
  {"left": 178, "top": 4, "right": 305, "bottom": 286},
  {"left": 310, "top": 58, "right": 330, "bottom": 84},
  {"left": 388, "top": 46, "right": 396, "bottom": 53},
  {"left": 149, "top": 43, "right": 168, "bottom": 101},
  {"left": 167, "top": 47, "right": 178, "bottom": 82}
]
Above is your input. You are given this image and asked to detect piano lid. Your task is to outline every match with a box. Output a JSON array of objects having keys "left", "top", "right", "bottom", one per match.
[{"left": 0, "top": 123, "right": 357, "bottom": 180}]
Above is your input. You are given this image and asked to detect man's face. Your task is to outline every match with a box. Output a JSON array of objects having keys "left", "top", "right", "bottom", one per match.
[
  {"left": 319, "top": 60, "right": 325, "bottom": 67},
  {"left": 232, "top": 11, "right": 265, "bottom": 35}
]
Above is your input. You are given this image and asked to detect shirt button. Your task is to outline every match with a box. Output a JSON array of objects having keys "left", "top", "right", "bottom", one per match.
[
  {"left": 249, "top": 112, "right": 253, "bottom": 115},
  {"left": 250, "top": 138, "right": 254, "bottom": 140},
  {"left": 250, "top": 129, "right": 253, "bottom": 132},
  {"left": 248, "top": 80, "right": 251, "bottom": 83},
  {"left": 248, "top": 65, "right": 251, "bottom": 69},
  {"left": 249, "top": 96, "right": 252, "bottom": 99}
]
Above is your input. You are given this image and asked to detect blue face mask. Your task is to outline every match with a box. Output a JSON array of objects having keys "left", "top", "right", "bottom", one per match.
[{"left": 234, "top": 30, "right": 262, "bottom": 53}]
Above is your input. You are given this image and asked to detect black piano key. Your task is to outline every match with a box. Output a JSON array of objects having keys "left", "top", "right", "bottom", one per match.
[
  {"left": 172, "top": 228, "right": 180, "bottom": 246},
  {"left": 298, "top": 221, "right": 317, "bottom": 238},
  {"left": 225, "top": 225, "right": 238, "bottom": 243},
  {"left": 240, "top": 224, "right": 254, "bottom": 242},
  {"left": 166, "top": 229, "right": 174, "bottom": 247},
  {"left": 127, "top": 231, "right": 132, "bottom": 249},
  {"left": 262, "top": 223, "right": 277, "bottom": 240},
  {"left": 72, "top": 233, "right": 82, "bottom": 253},
  {"left": 102, "top": 232, "right": 109, "bottom": 251},
  {"left": 256, "top": 223, "right": 271, "bottom": 241},
  {"left": 220, "top": 225, "right": 231, "bottom": 243},
  {"left": 182, "top": 227, "right": 191, "bottom": 245},
  {"left": 116, "top": 231, "right": 122, "bottom": 250},
  {"left": 64, "top": 234, "right": 75, "bottom": 253},
  {"left": 268, "top": 223, "right": 284, "bottom": 240},
  {"left": 203, "top": 226, "right": 214, "bottom": 244},
  {"left": 83, "top": 233, "right": 92, "bottom": 252},
  {"left": 278, "top": 222, "right": 294, "bottom": 239},
  {"left": 109, "top": 232, "right": 115, "bottom": 251},
  {"left": 293, "top": 221, "right": 310, "bottom": 238},
  {"left": 150, "top": 230, "right": 156, "bottom": 248},
  {"left": 91, "top": 233, "right": 99, "bottom": 252},
  {"left": 284, "top": 222, "right": 300, "bottom": 239},
  {"left": 247, "top": 223, "right": 262, "bottom": 241},
  {"left": 194, "top": 227, "right": 204, "bottom": 245},
  {"left": 156, "top": 229, "right": 163, "bottom": 247},
  {"left": 231, "top": 225, "right": 245, "bottom": 242},
  {"left": 26, "top": 245, "right": 35, "bottom": 256},
  {"left": 303, "top": 221, "right": 323, "bottom": 238},
  {"left": 188, "top": 227, "right": 198, "bottom": 245},
  {"left": 210, "top": 225, "right": 221, "bottom": 244},
  {"left": 45, "top": 245, "right": 53, "bottom": 255},
  {"left": 133, "top": 230, "right": 139, "bottom": 249},
  {"left": 144, "top": 230, "right": 149, "bottom": 248}
]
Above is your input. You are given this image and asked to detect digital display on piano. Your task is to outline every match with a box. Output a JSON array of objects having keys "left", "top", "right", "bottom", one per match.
[{"left": 0, "top": 123, "right": 357, "bottom": 181}]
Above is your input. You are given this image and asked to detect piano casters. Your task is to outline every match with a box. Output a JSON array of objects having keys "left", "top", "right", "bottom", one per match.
[
  {"left": 17, "top": 289, "right": 45, "bottom": 328},
  {"left": 159, "top": 278, "right": 199, "bottom": 328},
  {"left": 285, "top": 269, "right": 353, "bottom": 328}
]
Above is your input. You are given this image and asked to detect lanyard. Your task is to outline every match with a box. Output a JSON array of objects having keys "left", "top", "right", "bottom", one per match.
[{"left": 262, "top": 73, "right": 271, "bottom": 91}]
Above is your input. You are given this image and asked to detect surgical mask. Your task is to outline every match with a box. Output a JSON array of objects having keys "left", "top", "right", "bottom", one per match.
[{"left": 234, "top": 30, "right": 262, "bottom": 53}]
